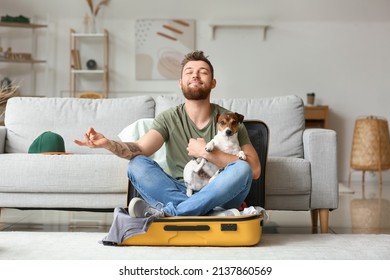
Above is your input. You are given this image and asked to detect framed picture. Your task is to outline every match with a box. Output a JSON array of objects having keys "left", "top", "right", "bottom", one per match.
[{"left": 135, "top": 19, "right": 196, "bottom": 80}]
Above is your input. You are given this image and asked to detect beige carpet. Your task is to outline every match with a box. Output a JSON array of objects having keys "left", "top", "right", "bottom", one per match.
[{"left": 1, "top": 231, "right": 390, "bottom": 260}]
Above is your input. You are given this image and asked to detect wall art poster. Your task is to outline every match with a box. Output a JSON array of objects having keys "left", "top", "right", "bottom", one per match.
[{"left": 135, "top": 19, "right": 196, "bottom": 80}]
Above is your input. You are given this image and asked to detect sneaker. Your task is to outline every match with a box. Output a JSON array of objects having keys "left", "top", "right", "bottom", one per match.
[
  {"left": 210, "top": 207, "right": 241, "bottom": 216},
  {"left": 128, "top": 197, "right": 164, "bottom": 218}
]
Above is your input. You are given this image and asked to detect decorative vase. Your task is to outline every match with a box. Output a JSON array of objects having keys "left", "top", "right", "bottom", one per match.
[
  {"left": 90, "top": 14, "right": 97, "bottom": 33},
  {"left": 86, "top": 59, "right": 97, "bottom": 70}
]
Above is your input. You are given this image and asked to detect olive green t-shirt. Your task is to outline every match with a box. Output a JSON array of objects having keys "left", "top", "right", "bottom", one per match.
[{"left": 151, "top": 103, "right": 251, "bottom": 180}]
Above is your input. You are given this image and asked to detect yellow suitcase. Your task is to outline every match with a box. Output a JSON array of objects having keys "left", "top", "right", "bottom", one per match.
[
  {"left": 119, "top": 214, "right": 263, "bottom": 247},
  {"left": 118, "top": 120, "right": 268, "bottom": 247}
]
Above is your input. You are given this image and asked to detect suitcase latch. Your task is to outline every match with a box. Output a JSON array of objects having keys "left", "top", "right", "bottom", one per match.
[{"left": 221, "top": 224, "right": 237, "bottom": 231}]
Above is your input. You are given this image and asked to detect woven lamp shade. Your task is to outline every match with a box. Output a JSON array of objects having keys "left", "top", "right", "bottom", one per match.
[{"left": 350, "top": 116, "right": 390, "bottom": 172}]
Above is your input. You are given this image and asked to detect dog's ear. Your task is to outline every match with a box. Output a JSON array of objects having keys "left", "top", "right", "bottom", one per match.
[
  {"left": 215, "top": 114, "right": 220, "bottom": 123},
  {"left": 235, "top": 112, "right": 245, "bottom": 123}
]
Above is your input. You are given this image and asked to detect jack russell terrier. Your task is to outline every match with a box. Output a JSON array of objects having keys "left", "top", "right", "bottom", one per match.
[{"left": 183, "top": 112, "right": 246, "bottom": 197}]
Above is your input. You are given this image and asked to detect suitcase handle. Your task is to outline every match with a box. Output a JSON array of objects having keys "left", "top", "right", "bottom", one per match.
[{"left": 164, "top": 225, "right": 210, "bottom": 231}]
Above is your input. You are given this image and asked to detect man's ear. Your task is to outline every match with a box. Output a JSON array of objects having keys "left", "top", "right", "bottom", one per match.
[
  {"left": 235, "top": 112, "right": 245, "bottom": 123},
  {"left": 211, "top": 79, "right": 217, "bottom": 89},
  {"left": 178, "top": 79, "right": 183, "bottom": 89}
]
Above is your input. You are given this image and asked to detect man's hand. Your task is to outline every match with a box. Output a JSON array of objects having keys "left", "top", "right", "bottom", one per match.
[
  {"left": 187, "top": 138, "right": 208, "bottom": 158},
  {"left": 187, "top": 137, "right": 243, "bottom": 169},
  {"left": 73, "top": 127, "right": 110, "bottom": 149},
  {"left": 74, "top": 127, "right": 164, "bottom": 160}
]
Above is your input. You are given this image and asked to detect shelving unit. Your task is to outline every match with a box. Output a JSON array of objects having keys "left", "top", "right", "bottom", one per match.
[
  {"left": 69, "top": 29, "right": 109, "bottom": 98},
  {"left": 209, "top": 21, "right": 270, "bottom": 40},
  {"left": 0, "top": 21, "right": 49, "bottom": 95}
]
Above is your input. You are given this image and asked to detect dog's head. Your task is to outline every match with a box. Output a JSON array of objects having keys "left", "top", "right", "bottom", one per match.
[{"left": 215, "top": 112, "right": 244, "bottom": 136}]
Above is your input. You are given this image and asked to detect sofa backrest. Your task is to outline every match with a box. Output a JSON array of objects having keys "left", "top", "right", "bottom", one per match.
[
  {"left": 4, "top": 96, "right": 155, "bottom": 154},
  {"left": 155, "top": 95, "right": 305, "bottom": 158},
  {"left": 4, "top": 95, "right": 304, "bottom": 157}
]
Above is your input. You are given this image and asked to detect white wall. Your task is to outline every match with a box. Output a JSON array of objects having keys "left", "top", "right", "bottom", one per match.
[{"left": 2, "top": 0, "right": 390, "bottom": 183}]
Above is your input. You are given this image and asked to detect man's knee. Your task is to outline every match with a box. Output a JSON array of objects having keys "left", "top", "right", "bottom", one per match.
[
  {"left": 127, "top": 155, "right": 150, "bottom": 177},
  {"left": 230, "top": 160, "right": 252, "bottom": 179}
]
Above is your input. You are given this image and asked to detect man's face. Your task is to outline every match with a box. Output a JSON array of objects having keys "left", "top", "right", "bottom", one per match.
[{"left": 179, "top": 60, "right": 216, "bottom": 100}]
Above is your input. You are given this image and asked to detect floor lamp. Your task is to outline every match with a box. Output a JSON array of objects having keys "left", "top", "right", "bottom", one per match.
[{"left": 348, "top": 116, "right": 390, "bottom": 196}]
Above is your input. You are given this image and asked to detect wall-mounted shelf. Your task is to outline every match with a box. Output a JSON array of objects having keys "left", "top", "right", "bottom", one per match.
[
  {"left": 0, "top": 20, "right": 49, "bottom": 96},
  {"left": 0, "top": 58, "right": 46, "bottom": 63},
  {"left": 209, "top": 21, "right": 270, "bottom": 40},
  {"left": 0, "top": 22, "right": 48, "bottom": 29}
]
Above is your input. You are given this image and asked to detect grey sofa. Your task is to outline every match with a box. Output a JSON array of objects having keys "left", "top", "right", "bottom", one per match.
[{"left": 0, "top": 95, "right": 338, "bottom": 233}]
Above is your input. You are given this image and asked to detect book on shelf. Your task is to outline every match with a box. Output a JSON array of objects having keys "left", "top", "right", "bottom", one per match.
[{"left": 71, "top": 49, "right": 81, "bottom": 70}]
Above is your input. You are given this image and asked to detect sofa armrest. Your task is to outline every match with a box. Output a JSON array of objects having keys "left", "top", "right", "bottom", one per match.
[
  {"left": 0, "top": 126, "right": 6, "bottom": 154},
  {"left": 303, "top": 128, "right": 338, "bottom": 210}
]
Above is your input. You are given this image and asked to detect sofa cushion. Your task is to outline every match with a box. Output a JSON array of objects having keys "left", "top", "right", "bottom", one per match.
[
  {"left": 4, "top": 96, "right": 155, "bottom": 154},
  {"left": 0, "top": 154, "right": 129, "bottom": 193},
  {"left": 265, "top": 156, "right": 311, "bottom": 210},
  {"left": 155, "top": 95, "right": 184, "bottom": 115},
  {"left": 155, "top": 95, "right": 305, "bottom": 158},
  {"left": 118, "top": 118, "right": 169, "bottom": 173},
  {"left": 265, "top": 157, "right": 311, "bottom": 196}
]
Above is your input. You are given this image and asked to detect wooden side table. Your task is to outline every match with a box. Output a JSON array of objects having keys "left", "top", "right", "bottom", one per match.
[{"left": 304, "top": 105, "right": 329, "bottom": 128}]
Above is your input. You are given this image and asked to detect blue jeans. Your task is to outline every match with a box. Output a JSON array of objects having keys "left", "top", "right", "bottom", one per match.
[{"left": 127, "top": 155, "right": 253, "bottom": 216}]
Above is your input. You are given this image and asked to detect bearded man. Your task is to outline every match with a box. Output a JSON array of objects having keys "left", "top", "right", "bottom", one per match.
[{"left": 74, "top": 51, "right": 260, "bottom": 217}]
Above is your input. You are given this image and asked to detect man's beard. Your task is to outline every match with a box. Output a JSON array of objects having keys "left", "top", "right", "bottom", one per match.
[{"left": 182, "top": 86, "right": 211, "bottom": 100}]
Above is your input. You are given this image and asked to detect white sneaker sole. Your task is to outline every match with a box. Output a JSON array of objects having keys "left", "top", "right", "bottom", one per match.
[{"left": 128, "top": 197, "right": 144, "bottom": 218}]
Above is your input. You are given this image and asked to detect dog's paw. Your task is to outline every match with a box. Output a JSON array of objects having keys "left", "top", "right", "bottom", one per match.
[
  {"left": 205, "top": 142, "right": 214, "bottom": 152},
  {"left": 186, "top": 188, "right": 193, "bottom": 197},
  {"left": 238, "top": 151, "right": 246, "bottom": 160}
]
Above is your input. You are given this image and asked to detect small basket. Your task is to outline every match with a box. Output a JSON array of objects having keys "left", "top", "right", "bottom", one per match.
[{"left": 79, "top": 91, "right": 104, "bottom": 99}]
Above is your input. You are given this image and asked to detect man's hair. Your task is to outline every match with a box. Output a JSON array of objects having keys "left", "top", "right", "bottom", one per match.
[{"left": 181, "top": 50, "right": 214, "bottom": 79}]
